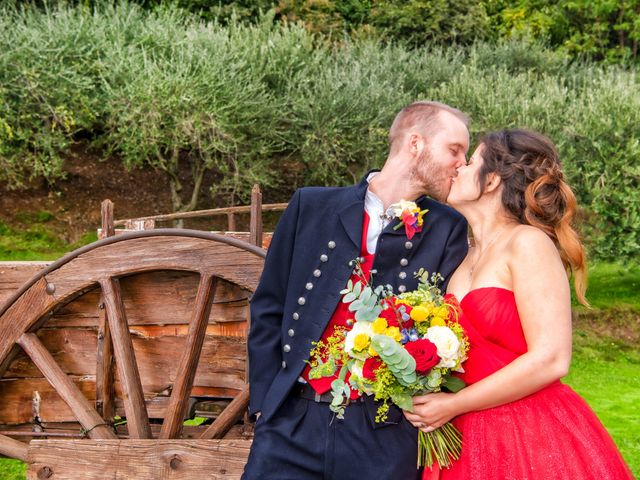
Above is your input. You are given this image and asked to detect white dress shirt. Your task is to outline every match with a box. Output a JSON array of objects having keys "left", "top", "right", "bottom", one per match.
[{"left": 364, "top": 172, "right": 396, "bottom": 254}]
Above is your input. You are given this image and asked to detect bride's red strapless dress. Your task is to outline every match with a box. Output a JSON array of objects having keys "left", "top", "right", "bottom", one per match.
[{"left": 426, "top": 287, "right": 634, "bottom": 480}]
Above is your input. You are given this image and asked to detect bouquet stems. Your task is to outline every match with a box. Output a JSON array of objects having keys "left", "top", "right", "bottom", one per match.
[{"left": 418, "top": 422, "right": 462, "bottom": 469}]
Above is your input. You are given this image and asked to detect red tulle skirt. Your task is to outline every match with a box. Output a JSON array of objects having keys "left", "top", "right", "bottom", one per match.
[{"left": 424, "top": 382, "right": 634, "bottom": 479}]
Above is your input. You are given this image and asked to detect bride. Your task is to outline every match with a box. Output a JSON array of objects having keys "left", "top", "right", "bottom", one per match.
[{"left": 404, "top": 129, "right": 633, "bottom": 479}]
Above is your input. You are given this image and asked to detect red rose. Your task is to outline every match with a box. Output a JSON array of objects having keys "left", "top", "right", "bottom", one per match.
[
  {"left": 362, "top": 357, "right": 384, "bottom": 381},
  {"left": 444, "top": 293, "right": 462, "bottom": 322},
  {"left": 404, "top": 339, "right": 439, "bottom": 375},
  {"left": 379, "top": 299, "right": 414, "bottom": 330}
]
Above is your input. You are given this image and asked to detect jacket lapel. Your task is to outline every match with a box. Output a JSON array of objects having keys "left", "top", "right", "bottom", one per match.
[{"left": 337, "top": 174, "right": 371, "bottom": 249}]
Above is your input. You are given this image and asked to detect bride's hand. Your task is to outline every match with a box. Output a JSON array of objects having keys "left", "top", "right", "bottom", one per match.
[{"left": 403, "top": 392, "right": 457, "bottom": 433}]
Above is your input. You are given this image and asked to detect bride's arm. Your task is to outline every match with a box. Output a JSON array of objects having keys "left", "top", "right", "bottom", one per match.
[{"left": 405, "top": 227, "right": 573, "bottom": 431}]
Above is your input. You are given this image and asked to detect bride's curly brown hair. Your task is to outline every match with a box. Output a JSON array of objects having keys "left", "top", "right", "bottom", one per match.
[{"left": 478, "top": 129, "right": 588, "bottom": 306}]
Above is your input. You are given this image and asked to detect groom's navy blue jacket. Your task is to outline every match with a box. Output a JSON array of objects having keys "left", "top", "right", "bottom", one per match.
[{"left": 248, "top": 173, "right": 468, "bottom": 421}]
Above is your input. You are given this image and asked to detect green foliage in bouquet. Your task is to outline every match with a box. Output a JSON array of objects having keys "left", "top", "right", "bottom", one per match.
[
  {"left": 340, "top": 278, "right": 384, "bottom": 322},
  {"left": 371, "top": 334, "right": 417, "bottom": 386}
]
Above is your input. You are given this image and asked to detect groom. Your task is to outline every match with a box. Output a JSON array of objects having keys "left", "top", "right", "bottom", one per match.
[{"left": 243, "top": 101, "right": 470, "bottom": 479}]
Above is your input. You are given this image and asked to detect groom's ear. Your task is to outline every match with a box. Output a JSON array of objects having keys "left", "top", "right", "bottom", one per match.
[
  {"left": 409, "top": 133, "right": 425, "bottom": 157},
  {"left": 484, "top": 172, "right": 502, "bottom": 193}
]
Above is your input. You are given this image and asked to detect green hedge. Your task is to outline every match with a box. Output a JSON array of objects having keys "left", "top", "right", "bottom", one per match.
[{"left": 0, "top": 2, "right": 638, "bottom": 260}]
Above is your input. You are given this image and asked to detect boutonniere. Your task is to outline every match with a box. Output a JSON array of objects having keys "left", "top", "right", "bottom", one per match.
[{"left": 389, "top": 200, "right": 428, "bottom": 240}]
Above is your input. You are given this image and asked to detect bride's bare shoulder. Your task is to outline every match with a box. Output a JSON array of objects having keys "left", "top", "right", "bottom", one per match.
[{"left": 506, "top": 224, "right": 562, "bottom": 260}]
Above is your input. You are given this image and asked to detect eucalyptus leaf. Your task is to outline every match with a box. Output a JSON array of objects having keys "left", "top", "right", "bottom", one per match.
[
  {"left": 443, "top": 375, "right": 466, "bottom": 393},
  {"left": 349, "top": 299, "right": 363, "bottom": 311},
  {"left": 391, "top": 392, "right": 414, "bottom": 411},
  {"left": 343, "top": 292, "right": 357, "bottom": 303}
]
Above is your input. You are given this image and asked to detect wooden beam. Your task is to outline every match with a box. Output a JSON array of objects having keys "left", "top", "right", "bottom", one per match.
[
  {"left": 97, "top": 201, "right": 116, "bottom": 418},
  {"left": 249, "top": 184, "right": 263, "bottom": 248},
  {"left": 27, "top": 439, "right": 252, "bottom": 479},
  {"left": 100, "top": 200, "right": 115, "bottom": 240},
  {"left": 0, "top": 432, "right": 28, "bottom": 461},
  {"left": 226, "top": 213, "right": 237, "bottom": 231},
  {"left": 113, "top": 202, "right": 287, "bottom": 227},
  {"left": 160, "top": 275, "right": 217, "bottom": 439},
  {"left": 200, "top": 385, "right": 250, "bottom": 440},
  {"left": 100, "top": 277, "right": 152, "bottom": 439},
  {"left": 16, "top": 333, "right": 116, "bottom": 440}
]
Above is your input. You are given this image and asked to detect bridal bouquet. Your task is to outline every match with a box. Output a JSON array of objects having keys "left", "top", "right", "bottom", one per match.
[{"left": 307, "top": 264, "right": 469, "bottom": 468}]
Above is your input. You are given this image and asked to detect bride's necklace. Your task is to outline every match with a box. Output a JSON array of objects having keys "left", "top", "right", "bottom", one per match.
[{"left": 468, "top": 227, "right": 507, "bottom": 278}]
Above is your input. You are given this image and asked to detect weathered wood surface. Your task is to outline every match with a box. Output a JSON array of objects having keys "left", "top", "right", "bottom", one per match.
[
  {"left": 160, "top": 275, "right": 217, "bottom": 439},
  {"left": 0, "top": 432, "right": 28, "bottom": 461},
  {"left": 0, "top": 262, "right": 49, "bottom": 308},
  {"left": 201, "top": 386, "right": 250, "bottom": 440},
  {"left": 100, "top": 200, "right": 115, "bottom": 240},
  {"left": 101, "top": 277, "right": 152, "bottom": 439},
  {"left": 45, "top": 236, "right": 264, "bottom": 305},
  {"left": 16, "top": 333, "right": 116, "bottom": 440},
  {"left": 0, "top": 277, "right": 56, "bottom": 377},
  {"left": 45, "top": 272, "right": 250, "bottom": 329},
  {"left": 4, "top": 329, "right": 246, "bottom": 383},
  {"left": 96, "top": 301, "right": 116, "bottom": 420},
  {"left": 0, "top": 377, "right": 97, "bottom": 425},
  {"left": 27, "top": 439, "right": 252, "bottom": 479},
  {"left": 0, "top": 422, "right": 248, "bottom": 441},
  {"left": 249, "top": 185, "right": 263, "bottom": 248},
  {"left": 1, "top": 330, "right": 246, "bottom": 424}
]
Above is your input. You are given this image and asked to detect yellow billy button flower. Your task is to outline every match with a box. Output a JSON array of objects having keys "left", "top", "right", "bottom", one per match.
[
  {"left": 385, "top": 326, "right": 402, "bottom": 342},
  {"left": 368, "top": 345, "right": 379, "bottom": 357},
  {"left": 372, "top": 317, "right": 388, "bottom": 334},
  {"left": 354, "top": 333, "right": 371, "bottom": 352},
  {"left": 410, "top": 305, "right": 430, "bottom": 323},
  {"left": 430, "top": 306, "right": 449, "bottom": 326}
]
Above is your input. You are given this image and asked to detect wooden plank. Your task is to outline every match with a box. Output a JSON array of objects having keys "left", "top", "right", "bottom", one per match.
[
  {"left": 0, "top": 378, "right": 97, "bottom": 424},
  {"left": 249, "top": 184, "right": 263, "bottom": 248},
  {"left": 4, "top": 332, "right": 246, "bottom": 392},
  {"left": 0, "top": 262, "right": 50, "bottom": 308},
  {"left": 200, "top": 385, "right": 249, "bottom": 440},
  {"left": 100, "top": 277, "right": 151, "bottom": 439},
  {"left": 0, "top": 432, "right": 28, "bottom": 461},
  {"left": 0, "top": 422, "right": 248, "bottom": 441},
  {"left": 160, "top": 276, "right": 217, "bottom": 439},
  {"left": 16, "top": 333, "right": 116, "bottom": 440},
  {"left": 45, "top": 272, "right": 250, "bottom": 328},
  {"left": 5, "top": 329, "right": 98, "bottom": 378},
  {"left": 46, "top": 237, "right": 264, "bottom": 303},
  {"left": 27, "top": 439, "right": 252, "bottom": 479}
]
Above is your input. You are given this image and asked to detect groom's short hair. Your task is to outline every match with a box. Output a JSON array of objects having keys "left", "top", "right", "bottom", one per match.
[{"left": 389, "top": 101, "right": 469, "bottom": 154}]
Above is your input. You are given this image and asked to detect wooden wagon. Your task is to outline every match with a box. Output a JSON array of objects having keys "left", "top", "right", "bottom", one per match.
[{"left": 0, "top": 189, "right": 282, "bottom": 479}]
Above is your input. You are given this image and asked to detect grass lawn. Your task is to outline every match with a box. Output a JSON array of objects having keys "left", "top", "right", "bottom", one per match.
[
  {"left": 564, "top": 329, "right": 640, "bottom": 476},
  {"left": 0, "top": 232, "right": 638, "bottom": 478}
]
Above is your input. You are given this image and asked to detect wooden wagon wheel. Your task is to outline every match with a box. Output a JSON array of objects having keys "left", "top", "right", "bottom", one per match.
[{"left": 0, "top": 230, "right": 265, "bottom": 476}]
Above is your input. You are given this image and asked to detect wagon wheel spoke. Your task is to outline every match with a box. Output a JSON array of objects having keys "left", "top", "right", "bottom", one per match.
[
  {"left": 160, "top": 273, "right": 218, "bottom": 439},
  {"left": 15, "top": 333, "right": 117, "bottom": 440},
  {"left": 200, "top": 384, "right": 250, "bottom": 440},
  {"left": 95, "top": 295, "right": 115, "bottom": 420},
  {"left": 100, "top": 276, "right": 152, "bottom": 439},
  {"left": 0, "top": 433, "right": 29, "bottom": 461}
]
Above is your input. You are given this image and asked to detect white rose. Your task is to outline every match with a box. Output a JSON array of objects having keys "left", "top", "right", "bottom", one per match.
[
  {"left": 344, "top": 321, "right": 374, "bottom": 361},
  {"left": 389, "top": 200, "right": 416, "bottom": 218},
  {"left": 426, "top": 325, "right": 461, "bottom": 369}
]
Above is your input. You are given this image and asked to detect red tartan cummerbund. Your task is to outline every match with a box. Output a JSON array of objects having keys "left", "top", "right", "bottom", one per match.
[{"left": 301, "top": 210, "right": 375, "bottom": 397}]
